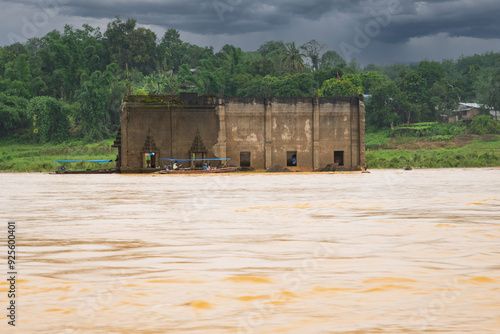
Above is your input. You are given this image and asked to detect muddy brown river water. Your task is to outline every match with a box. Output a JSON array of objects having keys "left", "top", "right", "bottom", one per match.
[{"left": 0, "top": 168, "right": 499, "bottom": 333}]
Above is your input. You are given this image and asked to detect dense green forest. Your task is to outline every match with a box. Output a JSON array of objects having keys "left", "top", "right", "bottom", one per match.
[{"left": 1, "top": 16, "right": 500, "bottom": 144}]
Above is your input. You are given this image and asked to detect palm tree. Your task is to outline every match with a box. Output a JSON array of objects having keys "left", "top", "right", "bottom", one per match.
[{"left": 282, "top": 42, "right": 306, "bottom": 74}]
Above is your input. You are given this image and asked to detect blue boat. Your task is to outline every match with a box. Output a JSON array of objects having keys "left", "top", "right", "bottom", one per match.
[{"left": 52, "top": 160, "right": 119, "bottom": 174}]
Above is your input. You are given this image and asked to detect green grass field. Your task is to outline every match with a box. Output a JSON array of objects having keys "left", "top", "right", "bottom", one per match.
[
  {"left": 0, "top": 133, "right": 499, "bottom": 172},
  {"left": 366, "top": 133, "right": 500, "bottom": 169},
  {"left": 0, "top": 139, "right": 117, "bottom": 172}
]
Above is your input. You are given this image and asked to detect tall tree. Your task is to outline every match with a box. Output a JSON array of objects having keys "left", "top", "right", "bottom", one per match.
[
  {"left": 0, "top": 43, "right": 26, "bottom": 77},
  {"left": 476, "top": 68, "right": 500, "bottom": 112},
  {"left": 257, "top": 41, "right": 286, "bottom": 58},
  {"left": 76, "top": 70, "right": 112, "bottom": 140},
  {"left": 359, "top": 71, "right": 390, "bottom": 95},
  {"left": 28, "top": 96, "right": 70, "bottom": 143},
  {"left": 127, "top": 27, "right": 158, "bottom": 73},
  {"left": 104, "top": 16, "right": 157, "bottom": 73},
  {"left": 398, "top": 70, "right": 428, "bottom": 123},
  {"left": 104, "top": 16, "right": 136, "bottom": 69},
  {"left": 461, "top": 64, "right": 481, "bottom": 101},
  {"left": 159, "top": 29, "right": 187, "bottom": 73},
  {"left": 3, "top": 54, "right": 31, "bottom": 98},
  {"left": 367, "top": 82, "right": 408, "bottom": 129},
  {"left": 282, "top": 42, "right": 306, "bottom": 74},
  {"left": 320, "top": 50, "right": 346, "bottom": 69},
  {"left": 38, "top": 30, "right": 74, "bottom": 99},
  {"left": 319, "top": 76, "right": 363, "bottom": 97},
  {"left": 0, "top": 92, "right": 29, "bottom": 138},
  {"left": 428, "top": 80, "right": 462, "bottom": 117},
  {"left": 416, "top": 60, "right": 445, "bottom": 89},
  {"left": 301, "top": 39, "right": 325, "bottom": 72}
]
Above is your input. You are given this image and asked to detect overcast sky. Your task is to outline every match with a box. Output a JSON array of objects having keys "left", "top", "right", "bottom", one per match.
[{"left": 1, "top": 0, "right": 500, "bottom": 65}]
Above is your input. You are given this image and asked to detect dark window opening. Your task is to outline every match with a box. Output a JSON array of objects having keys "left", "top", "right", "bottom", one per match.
[
  {"left": 287, "top": 151, "right": 297, "bottom": 167},
  {"left": 334, "top": 151, "right": 344, "bottom": 166},
  {"left": 240, "top": 152, "right": 251, "bottom": 167},
  {"left": 144, "top": 152, "right": 156, "bottom": 168}
]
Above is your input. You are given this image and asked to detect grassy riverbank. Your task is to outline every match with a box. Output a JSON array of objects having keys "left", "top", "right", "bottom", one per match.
[
  {"left": 0, "top": 139, "right": 116, "bottom": 172},
  {"left": 365, "top": 131, "right": 500, "bottom": 169},
  {"left": 1, "top": 131, "right": 499, "bottom": 172}
]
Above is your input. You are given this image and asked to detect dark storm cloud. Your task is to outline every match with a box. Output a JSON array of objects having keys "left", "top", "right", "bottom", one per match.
[
  {"left": 1, "top": 0, "right": 499, "bottom": 54},
  {"left": 1, "top": 0, "right": 365, "bottom": 35},
  {"left": 372, "top": 0, "right": 500, "bottom": 43}
]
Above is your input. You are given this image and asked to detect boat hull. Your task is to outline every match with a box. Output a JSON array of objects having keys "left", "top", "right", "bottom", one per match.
[
  {"left": 52, "top": 168, "right": 120, "bottom": 174},
  {"left": 158, "top": 167, "right": 237, "bottom": 174}
]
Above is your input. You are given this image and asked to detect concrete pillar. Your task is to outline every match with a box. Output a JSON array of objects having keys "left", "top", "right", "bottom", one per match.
[
  {"left": 214, "top": 99, "right": 227, "bottom": 158},
  {"left": 313, "top": 97, "right": 320, "bottom": 170},
  {"left": 350, "top": 103, "right": 357, "bottom": 168},
  {"left": 359, "top": 101, "right": 366, "bottom": 168},
  {"left": 264, "top": 98, "right": 272, "bottom": 169},
  {"left": 120, "top": 104, "right": 129, "bottom": 172},
  {"left": 169, "top": 109, "right": 173, "bottom": 159},
  {"left": 350, "top": 97, "right": 361, "bottom": 169}
]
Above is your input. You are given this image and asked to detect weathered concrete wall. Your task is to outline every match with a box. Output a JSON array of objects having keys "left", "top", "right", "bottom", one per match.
[
  {"left": 119, "top": 94, "right": 365, "bottom": 172},
  {"left": 221, "top": 96, "right": 364, "bottom": 171},
  {"left": 270, "top": 98, "right": 314, "bottom": 170},
  {"left": 319, "top": 99, "right": 350, "bottom": 168},
  {"left": 223, "top": 97, "right": 267, "bottom": 169},
  {"left": 120, "top": 95, "right": 219, "bottom": 172}
]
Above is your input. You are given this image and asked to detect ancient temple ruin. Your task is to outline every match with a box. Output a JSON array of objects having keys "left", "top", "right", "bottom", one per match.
[{"left": 114, "top": 93, "right": 365, "bottom": 173}]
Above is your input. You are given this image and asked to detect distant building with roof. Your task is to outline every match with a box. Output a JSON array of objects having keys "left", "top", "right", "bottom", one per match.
[{"left": 445, "top": 103, "right": 499, "bottom": 123}]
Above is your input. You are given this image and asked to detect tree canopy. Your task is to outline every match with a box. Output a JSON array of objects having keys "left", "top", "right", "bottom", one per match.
[{"left": 0, "top": 16, "right": 499, "bottom": 142}]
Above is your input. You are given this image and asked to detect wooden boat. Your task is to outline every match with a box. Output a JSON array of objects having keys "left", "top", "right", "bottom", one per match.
[
  {"left": 159, "top": 158, "right": 237, "bottom": 174},
  {"left": 158, "top": 166, "right": 237, "bottom": 174},
  {"left": 52, "top": 160, "right": 119, "bottom": 174},
  {"left": 53, "top": 167, "right": 119, "bottom": 174}
]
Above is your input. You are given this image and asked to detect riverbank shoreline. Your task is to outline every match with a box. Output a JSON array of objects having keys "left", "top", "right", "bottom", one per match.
[
  {"left": 1, "top": 135, "right": 499, "bottom": 172},
  {"left": 2, "top": 167, "right": 500, "bottom": 175}
]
